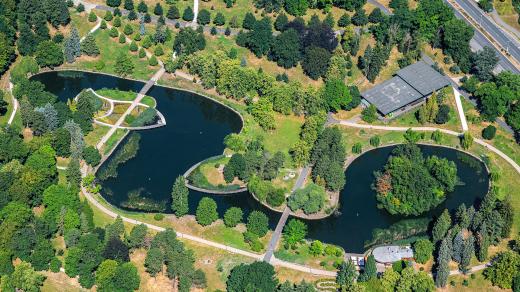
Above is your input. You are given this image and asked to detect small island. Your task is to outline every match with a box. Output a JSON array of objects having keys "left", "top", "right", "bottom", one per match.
[{"left": 374, "top": 144, "right": 458, "bottom": 216}]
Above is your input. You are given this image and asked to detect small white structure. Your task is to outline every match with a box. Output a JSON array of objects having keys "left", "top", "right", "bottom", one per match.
[{"left": 372, "top": 245, "right": 414, "bottom": 264}]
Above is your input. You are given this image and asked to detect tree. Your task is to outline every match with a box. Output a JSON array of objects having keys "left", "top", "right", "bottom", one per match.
[
  {"left": 242, "top": 12, "right": 256, "bottom": 29},
  {"left": 283, "top": 219, "right": 307, "bottom": 248},
  {"left": 83, "top": 146, "right": 101, "bottom": 166},
  {"left": 114, "top": 52, "right": 134, "bottom": 76},
  {"left": 284, "top": 0, "right": 308, "bottom": 16},
  {"left": 31, "top": 240, "right": 55, "bottom": 271},
  {"left": 323, "top": 78, "right": 351, "bottom": 112},
  {"left": 471, "top": 47, "right": 498, "bottom": 82},
  {"left": 227, "top": 261, "right": 278, "bottom": 292},
  {"left": 369, "top": 8, "right": 385, "bottom": 23},
  {"left": 109, "top": 27, "right": 119, "bottom": 38},
  {"left": 106, "top": 0, "right": 121, "bottom": 7},
  {"left": 361, "top": 104, "right": 377, "bottom": 122},
  {"left": 44, "top": 0, "right": 71, "bottom": 27},
  {"left": 171, "top": 176, "right": 189, "bottom": 217},
  {"left": 302, "top": 46, "right": 331, "bottom": 80},
  {"left": 144, "top": 247, "right": 163, "bottom": 276},
  {"left": 435, "top": 104, "right": 450, "bottom": 124},
  {"left": 435, "top": 236, "right": 452, "bottom": 288},
  {"left": 418, "top": 94, "right": 439, "bottom": 124},
  {"left": 433, "top": 209, "right": 451, "bottom": 242},
  {"left": 461, "top": 131, "right": 473, "bottom": 150},
  {"left": 274, "top": 13, "right": 288, "bottom": 31},
  {"left": 352, "top": 8, "right": 368, "bottom": 26},
  {"left": 245, "top": 17, "right": 273, "bottom": 57},
  {"left": 103, "top": 237, "right": 130, "bottom": 263},
  {"left": 484, "top": 251, "right": 520, "bottom": 289},
  {"left": 153, "top": 3, "right": 163, "bottom": 15},
  {"left": 127, "top": 224, "right": 148, "bottom": 249},
  {"left": 173, "top": 27, "right": 206, "bottom": 55},
  {"left": 442, "top": 19, "right": 474, "bottom": 72},
  {"left": 247, "top": 211, "right": 269, "bottom": 237},
  {"left": 129, "top": 41, "right": 138, "bottom": 52},
  {"left": 413, "top": 239, "right": 433, "bottom": 264},
  {"left": 197, "top": 9, "right": 210, "bottom": 25},
  {"left": 224, "top": 207, "right": 243, "bottom": 227},
  {"left": 359, "top": 255, "right": 376, "bottom": 281},
  {"left": 196, "top": 197, "right": 218, "bottom": 226},
  {"left": 336, "top": 261, "right": 357, "bottom": 288},
  {"left": 182, "top": 6, "right": 194, "bottom": 21},
  {"left": 80, "top": 34, "right": 100, "bottom": 56},
  {"left": 35, "top": 41, "right": 63, "bottom": 68},
  {"left": 124, "top": 0, "right": 134, "bottom": 10},
  {"left": 460, "top": 234, "right": 474, "bottom": 273},
  {"left": 270, "top": 29, "right": 301, "bottom": 68},
  {"left": 482, "top": 125, "right": 496, "bottom": 140},
  {"left": 10, "top": 262, "right": 46, "bottom": 292},
  {"left": 137, "top": 0, "right": 147, "bottom": 13},
  {"left": 0, "top": 251, "right": 13, "bottom": 275},
  {"left": 0, "top": 33, "right": 14, "bottom": 75},
  {"left": 167, "top": 5, "right": 180, "bottom": 19}
]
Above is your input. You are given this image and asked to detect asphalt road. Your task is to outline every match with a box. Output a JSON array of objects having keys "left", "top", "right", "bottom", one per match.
[{"left": 444, "top": 0, "right": 520, "bottom": 73}]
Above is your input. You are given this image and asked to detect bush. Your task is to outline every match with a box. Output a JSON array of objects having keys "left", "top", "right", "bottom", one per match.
[
  {"left": 211, "top": 26, "right": 218, "bottom": 35},
  {"left": 154, "top": 45, "right": 164, "bottom": 56},
  {"left": 224, "top": 207, "right": 243, "bottom": 227},
  {"left": 482, "top": 125, "right": 496, "bottom": 140},
  {"left": 118, "top": 34, "right": 126, "bottom": 44},
  {"left": 352, "top": 142, "right": 362, "bottom": 154},
  {"left": 266, "top": 188, "right": 285, "bottom": 207},
  {"left": 148, "top": 56, "right": 158, "bottom": 66},
  {"left": 369, "top": 135, "right": 380, "bottom": 147},
  {"left": 129, "top": 41, "right": 138, "bottom": 52},
  {"left": 100, "top": 20, "right": 107, "bottom": 29},
  {"left": 104, "top": 11, "right": 113, "bottom": 21},
  {"left": 49, "top": 257, "right": 62, "bottom": 272},
  {"left": 153, "top": 213, "right": 164, "bottom": 220},
  {"left": 77, "top": 3, "right": 85, "bottom": 12}
]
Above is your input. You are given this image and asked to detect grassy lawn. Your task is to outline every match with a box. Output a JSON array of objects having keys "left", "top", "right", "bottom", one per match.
[
  {"left": 69, "top": 9, "right": 97, "bottom": 37},
  {"left": 41, "top": 271, "right": 87, "bottom": 292},
  {"left": 494, "top": 0, "right": 520, "bottom": 33},
  {"left": 84, "top": 124, "right": 110, "bottom": 147},
  {"left": 63, "top": 27, "right": 156, "bottom": 81},
  {"left": 0, "top": 89, "right": 13, "bottom": 126},
  {"left": 446, "top": 271, "right": 507, "bottom": 292},
  {"left": 274, "top": 243, "right": 344, "bottom": 271},
  {"left": 96, "top": 88, "right": 156, "bottom": 107},
  {"left": 103, "top": 128, "right": 128, "bottom": 155},
  {"left": 260, "top": 114, "right": 304, "bottom": 159}
]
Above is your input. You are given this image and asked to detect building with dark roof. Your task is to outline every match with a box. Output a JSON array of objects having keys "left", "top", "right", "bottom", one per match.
[{"left": 361, "top": 61, "right": 451, "bottom": 117}]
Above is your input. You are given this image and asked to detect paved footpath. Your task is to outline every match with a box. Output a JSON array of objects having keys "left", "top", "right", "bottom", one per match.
[
  {"left": 96, "top": 67, "right": 165, "bottom": 149},
  {"left": 333, "top": 120, "right": 520, "bottom": 175}
]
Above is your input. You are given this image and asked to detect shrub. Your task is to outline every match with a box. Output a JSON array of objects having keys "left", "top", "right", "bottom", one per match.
[
  {"left": 153, "top": 213, "right": 164, "bottom": 220},
  {"left": 352, "top": 142, "right": 362, "bottom": 154},
  {"left": 482, "top": 125, "right": 496, "bottom": 140},
  {"left": 104, "top": 11, "right": 113, "bottom": 21},
  {"left": 83, "top": 146, "right": 101, "bottom": 166},
  {"left": 100, "top": 20, "right": 107, "bottom": 29},
  {"left": 77, "top": 3, "right": 85, "bottom": 12},
  {"left": 154, "top": 45, "right": 164, "bottom": 56},
  {"left": 118, "top": 34, "right": 126, "bottom": 44},
  {"left": 211, "top": 26, "right": 217, "bottom": 35},
  {"left": 413, "top": 239, "right": 434, "bottom": 264},
  {"left": 287, "top": 183, "right": 326, "bottom": 214},
  {"left": 369, "top": 135, "right": 380, "bottom": 147}
]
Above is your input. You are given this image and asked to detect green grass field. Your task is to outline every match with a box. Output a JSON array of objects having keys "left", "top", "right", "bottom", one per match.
[{"left": 96, "top": 89, "right": 156, "bottom": 107}]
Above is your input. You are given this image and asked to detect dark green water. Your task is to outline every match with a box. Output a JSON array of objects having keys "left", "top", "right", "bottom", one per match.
[{"left": 33, "top": 71, "right": 489, "bottom": 253}]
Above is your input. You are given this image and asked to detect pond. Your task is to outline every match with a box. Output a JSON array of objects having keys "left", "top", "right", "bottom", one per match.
[
  {"left": 304, "top": 144, "right": 490, "bottom": 253},
  {"left": 33, "top": 71, "right": 489, "bottom": 254}
]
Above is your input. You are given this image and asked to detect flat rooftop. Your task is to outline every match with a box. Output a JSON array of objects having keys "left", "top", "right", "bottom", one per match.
[
  {"left": 372, "top": 245, "right": 414, "bottom": 263},
  {"left": 361, "top": 77, "right": 422, "bottom": 116},
  {"left": 361, "top": 61, "right": 450, "bottom": 116},
  {"left": 396, "top": 61, "right": 451, "bottom": 96}
]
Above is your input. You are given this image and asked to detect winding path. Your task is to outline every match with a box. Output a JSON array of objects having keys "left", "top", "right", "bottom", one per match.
[
  {"left": 7, "top": 82, "right": 17, "bottom": 125},
  {"left": 331, "top": 119, "right": 520, "bottom": 175}
]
